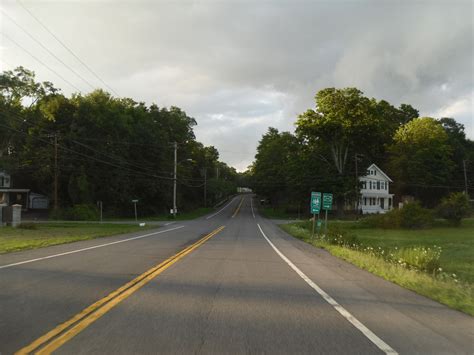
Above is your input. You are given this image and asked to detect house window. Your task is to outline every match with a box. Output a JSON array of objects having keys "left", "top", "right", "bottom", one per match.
[
  {"left": 0, "top": 177, "right": 4, "bottom": 187},
  {"left": 369, "top": 181, "right": 372, "bottom": 189},
  {"left": 377, "top": 181, "right": 380, "bottom": 190},
  {"left": 374, "top": 170, "right": 377, "bottom": 175},
  {"left": 362, "top": 181, "right": 366, "bottom": 189},
  {"left": 364, "top": 197, "right": 367, "bottom": 205}
]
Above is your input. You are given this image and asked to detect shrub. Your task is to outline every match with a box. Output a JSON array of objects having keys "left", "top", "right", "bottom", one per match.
[
  {"left": 68, "top": 204, "right": 99, "bottom": 221},
  {"left": 358, "top": 202, "right": 432, "bottom": 229},
  {"left": 358, "top": 208, "right": 402, "bottom": 229},
  {"left": 49, "top": 204, "right": 99, "bottom": 221},
  {"left": 399, "top": 202, "right": 434, "bottom": 229},
  {"left": 17, "top": 222, "right": 38, "bottom": 230},
  {"left": 436, "top": 192, "right": 471, "bottom": 226}
]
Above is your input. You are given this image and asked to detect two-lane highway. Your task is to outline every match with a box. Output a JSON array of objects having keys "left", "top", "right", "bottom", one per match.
[{"left": 1, "top": 195, "right": 473, "bottom": 354}]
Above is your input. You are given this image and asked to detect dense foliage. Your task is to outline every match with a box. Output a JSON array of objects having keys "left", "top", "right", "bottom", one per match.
[
  {"left": 251, "top": 87, "right": 473, "bottom": 215},
  {"left": 0, "top": 67, "right": 238, "bottom": 216},
  {"left": 437, "top": 192, "right": 471, "bottom": 226}
]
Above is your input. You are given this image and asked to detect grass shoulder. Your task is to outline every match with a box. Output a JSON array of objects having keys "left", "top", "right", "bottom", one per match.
[
  {"left": 0, "top": 223, "right": 155, "bottom": 254},
  {"left": 280, "top": 221, "right": 474, "bottom": 316}
]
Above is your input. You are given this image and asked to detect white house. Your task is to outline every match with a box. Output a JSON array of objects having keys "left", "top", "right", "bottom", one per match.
[
  {"left": 358, "top": 164, "right": 394, "bottom": 214},
  {"left": 0, "top": 170, "right": 30, "bottom": 210}
]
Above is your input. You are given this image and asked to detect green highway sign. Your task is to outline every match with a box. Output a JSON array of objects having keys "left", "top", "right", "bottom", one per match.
[
  {"left": 322, "top": 193, "right": 333, "bottom": 210},
  {"left": 310, "top": 192, "right": 321, "bottom": 214}
]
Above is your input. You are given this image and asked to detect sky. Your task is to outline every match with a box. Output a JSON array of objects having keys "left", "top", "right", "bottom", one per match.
[{"left": 1, "top": 0, "right": 473, "bottom": 171}]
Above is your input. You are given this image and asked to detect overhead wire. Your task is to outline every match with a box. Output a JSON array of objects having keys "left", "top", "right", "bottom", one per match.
[
  {"left": 16, "top": 0, "right": 120, "bottom": 96},
  {"left": 1, "top": 9, "right": 95, "bottom": 91},
  {"left": 1, "top": 32, "right": 82, "bottom": 92},
  {"left": 16, "top": 0, "right": 119, "bottom": 96},
  {"left": 1, "top": 110, "right": 206, "bottom": 183}
]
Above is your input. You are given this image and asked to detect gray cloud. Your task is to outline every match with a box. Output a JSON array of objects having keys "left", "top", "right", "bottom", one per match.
[{"left": 1, "top": 0, "right": 472, "bottom": 170}]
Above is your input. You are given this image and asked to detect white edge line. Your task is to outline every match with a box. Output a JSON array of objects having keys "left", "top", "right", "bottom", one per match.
[
  {"left": 206, "top": 197, "right": 237, "bottom": 219},
  {"left": 0, "top": 225, "right": 185, "bottom": 270},
  {"left": 250, "top": 197, "right": 255, "bottom": 219},
  {"left": 256, "top": 223, "right": 397, "bottom": 355}
]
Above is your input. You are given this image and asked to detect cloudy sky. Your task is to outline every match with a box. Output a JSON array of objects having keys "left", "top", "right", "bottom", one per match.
[{"left": 1, "top": 0, "right": 473, "bottom": 171}]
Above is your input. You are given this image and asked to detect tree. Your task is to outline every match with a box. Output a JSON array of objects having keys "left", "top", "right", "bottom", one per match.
[
  {"left": 296, "top": 88, "right": 387, "bottom": 214},
  {"left": 253, "top": 128, "right": 298, "bottom": 206},
  {"left": 388, "top": 117, "right": 454, "bottom": 206},
  {"left": 0, "top": 67, "right": 236, "bottom": 217}
]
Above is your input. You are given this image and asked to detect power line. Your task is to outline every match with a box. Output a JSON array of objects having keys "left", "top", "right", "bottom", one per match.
[
  {"left": 1, "top": 110, "right": 207, "bottom": 183},
  {"left": 4, "top": 109, "right": 168, "bottom": 175},
  {"left": 0, "top": 122, "right": 174, "bottom": 180},
  {"left": 15, "top": 0, "right": 119, "bottom": 96},
  {"left": 1, "top": 32, "right": 82, "bottom": 92},
  {"left": 1, "top": 9, "right": 95, "bottom": 92}
]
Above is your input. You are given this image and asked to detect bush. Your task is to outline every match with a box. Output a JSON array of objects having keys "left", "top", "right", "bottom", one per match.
[
  {"left": 68, "top": 204, "right": 99, "bottom": 221},
  {"left": 17, "top": 222, "right": 38, "bottom": 230},
  {"left": 436, "top": 192, "right": 471, "bottom": 226},
  {"left": 358, "top": 202, "right": 432, "bottom": 229},
  {"left": 399, "top": 202, "right": 434, "bottom": 229},
  {"left": 359, "top": 209, "right": 402, "bottom": 229},
  {"left": 49, "top": 204, "right": 99, "bottom": 221}
]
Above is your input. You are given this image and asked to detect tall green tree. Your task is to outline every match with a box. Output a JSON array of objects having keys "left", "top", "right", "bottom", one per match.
[{"left": 388, "top": 117, "right": 454, "bottom": 205}]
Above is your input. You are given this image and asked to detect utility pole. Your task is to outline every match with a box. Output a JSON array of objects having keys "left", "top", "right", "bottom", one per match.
[
  {"left": 53, "top": 133, "right": 58, "bottom": 210},
  {"left": 463, "top": 160, "right": 469, "bottom": 196},
  {"left": 354, "top": 153, "right": 359, "bottom": 216},
  {"left": 173, "top": 141, "right": 177, "bottom": 218},
  {"left": 203, "top": 168, "right": 207, "bottom": 207}
]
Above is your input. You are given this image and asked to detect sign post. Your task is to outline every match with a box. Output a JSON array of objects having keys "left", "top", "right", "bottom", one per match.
[
  {"left": 310, "top": 192, "right": 321, "bottom": 241},
  {"left": 97, "top": 201, "right": 103, "bottom": 224},
  {"left": 132, "top": 199, "right": 139, "bottom": 222},
  {"left": 322, "top": 193, "right": 333, "bottom": 234}
]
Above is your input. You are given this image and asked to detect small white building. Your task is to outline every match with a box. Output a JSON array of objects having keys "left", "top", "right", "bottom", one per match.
[{"left": 358, "top": 164, "right": 394, "bottom": 214}]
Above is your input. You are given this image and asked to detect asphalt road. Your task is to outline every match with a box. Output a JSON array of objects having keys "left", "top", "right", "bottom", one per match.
[{"left": 0, "top": 195, "right": 473, "bottom": 354}]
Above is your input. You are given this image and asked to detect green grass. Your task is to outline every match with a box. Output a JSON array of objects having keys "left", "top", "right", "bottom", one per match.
[
  {"left": 281, "top": 221, "right": 474, "bottom": 316},
  {"left": 0, "top": 223, "right": 154, "bottom": 254}
]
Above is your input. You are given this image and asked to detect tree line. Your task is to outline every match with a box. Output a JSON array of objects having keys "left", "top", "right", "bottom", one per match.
[
  {"left": 250, "top": 87, "right": 473, "bottom": 215},
  {"left": 0, "top": 67, "right": 239, "bottom": 216}
]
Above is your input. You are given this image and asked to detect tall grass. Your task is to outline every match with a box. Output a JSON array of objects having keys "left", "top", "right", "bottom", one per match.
[{"left": 281, "top": 223, "right": 472, "bottom": 315}]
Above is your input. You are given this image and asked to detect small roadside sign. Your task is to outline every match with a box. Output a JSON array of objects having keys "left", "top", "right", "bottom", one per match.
[
  {"left": 131, "top": 199, "right": 138, "bottom": 203},
  {"left": 310, "top": 192, "right": 321, "bottom": 214},
  {"left": 322, "top": 193, "right": 333, "bottom": 210}
]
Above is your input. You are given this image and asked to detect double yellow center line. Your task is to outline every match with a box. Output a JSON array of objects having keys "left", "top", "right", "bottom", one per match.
[
  {"left": 17, "top": 225, "right": 226, "bottom": 355},
  {"left": 232, "top": 197, "right": 244, "bottom": 218}
]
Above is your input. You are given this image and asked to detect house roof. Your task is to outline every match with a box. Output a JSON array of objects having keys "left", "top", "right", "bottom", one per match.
[{"left": 366, "top": 163, "right": 393, "bottom": 182}]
